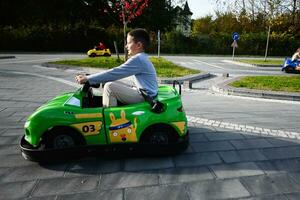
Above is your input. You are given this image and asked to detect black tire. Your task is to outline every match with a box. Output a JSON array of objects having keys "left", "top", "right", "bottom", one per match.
[
  {"left": 90, "top": 53, "right": 96, "bottom": 57},
  {"left": 140, "top": 125, "right": 183, "bottom": 156},
  {"left": 285, "top": 67, "right": 294, "bottom": 73},
  {"left": 141, "top": 126, "right": 174, "bottom": 145},
  {"left": 42, "top": 129, "right": 84, "bottom": 150},
  {"left": 148, "top": 131, "right": 169, "bottom": 145}
]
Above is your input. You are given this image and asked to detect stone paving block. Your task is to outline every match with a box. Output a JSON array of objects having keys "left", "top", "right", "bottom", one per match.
[
  {"left": 57, "top": 189, "right": 123, "bottom": 200},
  {"left": 266, "top": 138, "right": 300, "bottom": 147},
  {"left": 65, "top": 158, "right": 121, "bottom": 177},
  {"left": 1, "top": 128, "right": 24, "bottom": 136},
  {"left": 262, "top": 147, "right": 300, "bottom": 160},
  {"left": 158, "top": 166, "right": 214, "bottom": 184},
  {"left": 255, "top": 161, "right": 279, "bottom": 175},
  {"left": 241, "top": 173, "right": 300, "bottom": 196},
  {"left": 285, "top": 192, "right": 300, "bottom": 200},
  {"left": 189, "top": 133, "right": 208, "bottom": 142},
  {"left": 124, "top": 157, "right": 174, "bottom": 171},
  {"left": 0, "top": 180, "right": 36, "bottom": 200},
  {"left": 191, "top": 141, "right": 235, "bottom": 152},
  {"left": 2, "top": 163, "right": 68, "bottom": 183},
  {"left": 26, "top": 196, "right": 57, "bottom": 200},
  {"left": 100, "top": 171, "right": 158, "bottom": 190},
  {"left": 174, "top": 152, "right": 222, "bottom": 167},
  {"left": 0, "top": 135, "right": 22, "bottom": 145},
  {"left": 0, "top": 144, "right": 20, "bottom": 155},
  {"left": 186, "top": 179, "right": 250, "bottom": 199},
  {"left": 125, "top": 184, "right": 189, "bottom": 200},
  {"left": 230, "top": 138, "right": 273, "bottom": 150},
  {"left": 239, "top": 194, "right": 288, "bottom": 200},
  {"left": 182, "top": 145, "right": 195, "bottom": 154},
  {"left": 0, "top": 128, "right": 6, "bottom": 135},
  {"left": 0, "top": 154, "right": 35, "bottom": 168},
  {"left": 270, "top": 158, "right": 300, "bottom": 173},
  {"left": 32, "top": 176, "right": 99, "bottom": 197},
  {"left": 0, "top": 110, "right": 15, "bottom": 117},
  {"left": 219, "top": 149, "right": 267, "bottom": 163},
  {"left": 289, "top": 172, "right": 300, "bottom": 184},
  {"left": 210, "top": 162, "right": 264, "bottom": 179},
  {"left": 205, "top": 131, "right": 244, "bottom": 141},
  {"left": 0, "top": 167, "right": 11, "bottom": 182}
]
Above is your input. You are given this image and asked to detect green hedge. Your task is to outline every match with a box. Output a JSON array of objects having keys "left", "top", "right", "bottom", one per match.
[{"left": 0, "top": 25, "right": 299, "bottom": 56}]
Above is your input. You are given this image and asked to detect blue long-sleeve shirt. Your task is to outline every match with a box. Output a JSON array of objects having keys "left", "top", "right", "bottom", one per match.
[{"left": 87, "top": 52, "right": 158, "bottom": 97}]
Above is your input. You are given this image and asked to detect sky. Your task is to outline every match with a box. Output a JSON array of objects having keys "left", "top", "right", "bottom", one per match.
[{"left": 186, "top": 0, "right": 216, "bottom": 19}]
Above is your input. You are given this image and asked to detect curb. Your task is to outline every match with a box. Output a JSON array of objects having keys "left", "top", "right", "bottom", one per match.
[
  {"left": 223, "top": 59, "right": 280, "bottom": 68},
  {"left": 159, "top": 73, "right": 211, "bottom": 88},
  {"left": 211, "top": 76, "right": 300, "bottom": 102},
  {"left": 0, "top": 56, "right": 16, "bottom": 59}
]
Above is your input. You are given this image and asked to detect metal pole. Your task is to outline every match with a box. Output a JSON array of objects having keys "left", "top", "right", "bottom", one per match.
[
  {"left": 264, "top": 25, "right": 271, "bottom": 62},
  {"left": 157, "top": 30, "right": 160, "bottom": 58},
  {"left": 114, "top": 41, "right": 120, "bottom": 61}
]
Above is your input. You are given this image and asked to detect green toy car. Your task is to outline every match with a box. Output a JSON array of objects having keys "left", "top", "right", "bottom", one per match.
[
  {"left": 20, "top": 81, "right": 189, "bottom": 161},
  {"left": 87, "top": 48, "right": 111, "bottom": 57}
]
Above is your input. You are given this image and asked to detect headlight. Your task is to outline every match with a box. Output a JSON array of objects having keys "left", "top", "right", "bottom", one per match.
[{"left": 24, "top": 121, "right": 30, "bottom": 128}]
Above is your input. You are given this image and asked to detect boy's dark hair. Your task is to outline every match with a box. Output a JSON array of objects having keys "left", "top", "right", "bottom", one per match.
[{"left": 128, "top": 28, "right": 150, "bottom": 49}]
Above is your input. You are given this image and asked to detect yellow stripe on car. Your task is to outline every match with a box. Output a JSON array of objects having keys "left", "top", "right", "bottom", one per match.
[{"left": 75, "top": 113, "right": 102, "bottom": 119}]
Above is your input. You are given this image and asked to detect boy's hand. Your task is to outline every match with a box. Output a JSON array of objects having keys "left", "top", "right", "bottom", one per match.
[{"left": 75, "top": 74, "right": 88, "bottom": 84}]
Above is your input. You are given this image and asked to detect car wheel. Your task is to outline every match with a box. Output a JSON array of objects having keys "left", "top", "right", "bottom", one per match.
[
  {"left": 285, "top": 67, "right": 294, "bottom": 73},
  {"left": 149, "top": 131, "right": 169, "bottom": 145},
  {"left": 43, "top": 129, "right": 83, "bottom": 149},
  {"left": 91, "top": 53, "right": 96, "bottom": 57}
]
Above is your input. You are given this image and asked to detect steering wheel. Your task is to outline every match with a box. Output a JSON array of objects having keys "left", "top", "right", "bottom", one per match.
[{"left": 82, "top": 81, "right": 90, "bottom": 93}]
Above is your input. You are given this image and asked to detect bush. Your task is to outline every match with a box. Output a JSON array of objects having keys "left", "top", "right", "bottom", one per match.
[{"left": 0, "top": 24, "right": 299, "bottom": 56}]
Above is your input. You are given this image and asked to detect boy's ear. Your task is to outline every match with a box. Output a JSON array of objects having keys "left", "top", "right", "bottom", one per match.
[{"left": 137, "top": 41, "right": 144, "bottom": 49}]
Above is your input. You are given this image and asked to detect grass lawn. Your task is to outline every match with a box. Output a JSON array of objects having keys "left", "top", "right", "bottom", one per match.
[
  {"left": 51, "top": 56, "right": 200, "bottom": 78},
  {"left": 237, "top": 59, "right": 283, "bottom": 66},
  {"left": 229, "top": 76, "right": 300, "bottom": 92}
]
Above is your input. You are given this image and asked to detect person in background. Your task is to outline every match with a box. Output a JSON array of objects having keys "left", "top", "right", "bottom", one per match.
[
  {"left": 291, "top": 48, "right": 300, "bottom": 61},
  {"left": 75, "top": 28, "right": 158, "bottom": 107},
  {"left": 97, "top": 42, "right": 106, "bottom": 50}
]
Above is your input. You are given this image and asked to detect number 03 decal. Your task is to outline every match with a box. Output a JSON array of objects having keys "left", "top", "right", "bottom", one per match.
[
  {"left": 82, "top": 125, "right": 96, "bottom": 133},
  {"left": 72, "top": 122, "right": 102, "bottom": 136}
]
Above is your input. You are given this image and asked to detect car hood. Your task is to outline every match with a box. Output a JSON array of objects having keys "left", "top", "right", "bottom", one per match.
[{"left": 38, "top": 92, "right": 75, "bottom": 110}]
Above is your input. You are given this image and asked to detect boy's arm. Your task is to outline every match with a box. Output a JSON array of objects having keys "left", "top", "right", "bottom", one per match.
[{"left": 87, "top": 56, "right": 142, "bottom": 84}]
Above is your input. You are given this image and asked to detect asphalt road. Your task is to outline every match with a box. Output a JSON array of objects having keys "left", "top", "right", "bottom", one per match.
[
  {"left": 0, "top": 53, "right": 300, "bottom": 200},
  {"left": 164, "top": 55, "right": 283, "bottom": 76}
]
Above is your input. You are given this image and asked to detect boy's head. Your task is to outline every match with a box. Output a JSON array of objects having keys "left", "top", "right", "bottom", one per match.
[{"left": 126, "top": 28, "right": 150, "bottom": 56}]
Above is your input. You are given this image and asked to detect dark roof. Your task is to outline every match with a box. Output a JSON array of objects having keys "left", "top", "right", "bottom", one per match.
[{"left": 182, "top": 1, "right": 193, "bottom": 16}]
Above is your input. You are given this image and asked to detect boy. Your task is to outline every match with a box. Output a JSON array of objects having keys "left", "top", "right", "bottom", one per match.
[{"left": 75, "top": 28, "right": 158, "bottom": 107}]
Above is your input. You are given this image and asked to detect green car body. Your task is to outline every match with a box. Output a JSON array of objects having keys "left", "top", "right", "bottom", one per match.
[{"left": 21, "top": 83, "right": 188, "bottom": 161}]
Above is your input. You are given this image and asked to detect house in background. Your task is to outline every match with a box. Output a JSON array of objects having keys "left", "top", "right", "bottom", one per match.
[{"left": 175, "top": 1, "right": 193, "bottom": 37}]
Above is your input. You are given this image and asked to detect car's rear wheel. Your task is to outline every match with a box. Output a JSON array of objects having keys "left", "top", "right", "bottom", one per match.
[
  {"left": 90, "top": 53, "right": 96, "bottom": 57},
  {"left": 141, "top": 125, "right": 182, "bottom": 153},
  {"left": 148, "top": 131, "right": 169, "bottom": 145}
]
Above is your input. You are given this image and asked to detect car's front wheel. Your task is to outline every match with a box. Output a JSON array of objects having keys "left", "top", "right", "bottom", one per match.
[{"left": 42, "top": 128, "right": 85, "bottom": 150}]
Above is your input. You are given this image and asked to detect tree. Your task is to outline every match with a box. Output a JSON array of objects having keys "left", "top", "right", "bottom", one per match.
[{"left": 105, "top": 0, "right": 149, "bottom": 59}]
